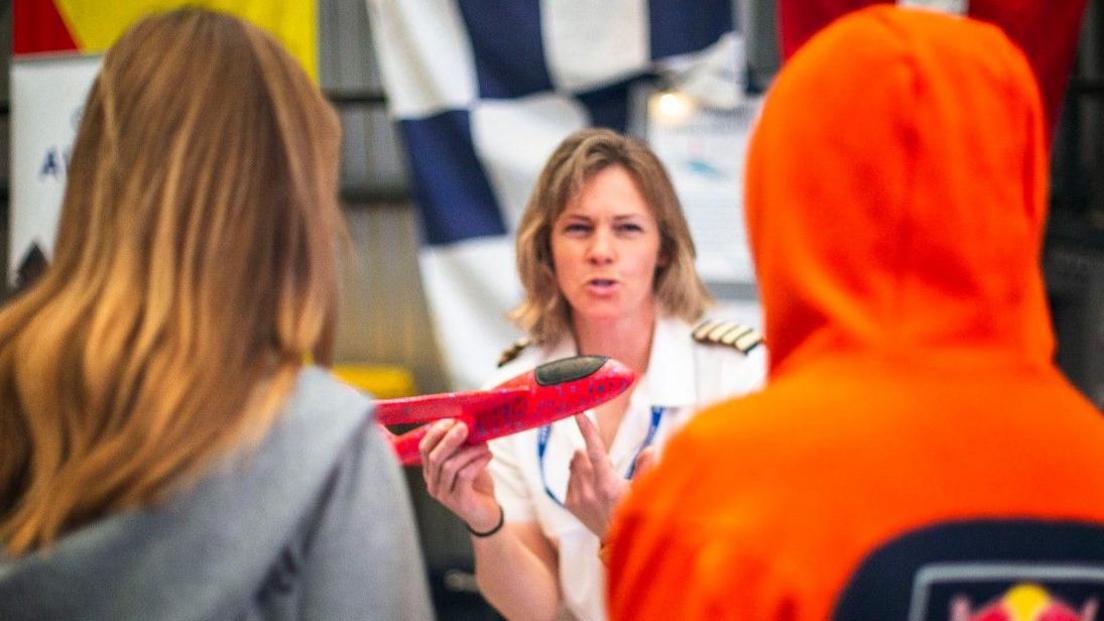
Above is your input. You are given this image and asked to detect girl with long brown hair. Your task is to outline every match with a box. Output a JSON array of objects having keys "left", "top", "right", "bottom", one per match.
[{"left": 0, "top": 9, "right": 430, "bottom": 620}]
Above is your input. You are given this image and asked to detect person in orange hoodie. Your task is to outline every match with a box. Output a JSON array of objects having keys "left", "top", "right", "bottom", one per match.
[{"left": 607, "top": 6, "right": 1104, "bottom": 621}]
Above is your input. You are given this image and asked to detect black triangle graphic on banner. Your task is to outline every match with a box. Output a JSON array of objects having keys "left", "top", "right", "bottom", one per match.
[{"left": 15, "top": 242, "right": 49, "bottom": 294}]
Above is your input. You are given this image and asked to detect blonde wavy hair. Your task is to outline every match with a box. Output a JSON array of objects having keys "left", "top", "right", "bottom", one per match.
[
  {"left": 0, "top": 9, "right": 342, "bottom": 555},
  {"left": 511, "top": 128, "right": 711, "bottom": 344}
]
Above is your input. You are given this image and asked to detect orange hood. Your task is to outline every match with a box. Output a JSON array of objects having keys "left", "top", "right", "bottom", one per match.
[{"left": 746, "top": 6, "right": 1053, "bottom": 378}]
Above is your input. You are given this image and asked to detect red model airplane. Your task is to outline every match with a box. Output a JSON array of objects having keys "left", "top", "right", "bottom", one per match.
[{"left": 376, "top": 356, "right": 636, "bottom": 465}]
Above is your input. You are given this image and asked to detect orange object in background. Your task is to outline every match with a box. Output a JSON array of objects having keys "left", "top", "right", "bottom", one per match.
[{"left": 608, "top": 7, "right": 1104, "bottom": 620}]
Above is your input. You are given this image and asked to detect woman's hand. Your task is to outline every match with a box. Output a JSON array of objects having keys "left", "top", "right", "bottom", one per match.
[
  {"left": 419, "top": 419, "right": 500, "bottom": 533},
  {"left": 564, "top": 414, "right": 656, "bottom": 538}
]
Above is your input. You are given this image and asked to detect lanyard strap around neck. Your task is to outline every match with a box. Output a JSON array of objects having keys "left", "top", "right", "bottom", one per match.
[{"left": 537, "top": 406, "right": 666, "bottom": 507}]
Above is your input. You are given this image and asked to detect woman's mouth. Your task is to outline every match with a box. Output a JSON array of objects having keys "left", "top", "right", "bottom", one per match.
[{"left": 586, "top": 278, "right": 618, "bottom": 294}]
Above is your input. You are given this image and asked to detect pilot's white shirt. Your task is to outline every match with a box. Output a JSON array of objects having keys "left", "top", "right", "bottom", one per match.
[{"left": 485, "top": 314, "right": 766, "bottom": 621}]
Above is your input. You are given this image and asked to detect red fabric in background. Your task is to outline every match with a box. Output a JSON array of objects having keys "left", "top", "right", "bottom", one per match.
[
  {"left": 13, "top": 0, "right": 78, "bottom": 56},
  {"left": 777, "top": 0, "right": 1089, "bottom": 138}
]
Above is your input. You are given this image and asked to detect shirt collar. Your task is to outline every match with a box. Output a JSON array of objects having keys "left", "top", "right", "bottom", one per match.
[{"left": 637, "top": 315, "right": 696, "bottom": 408}]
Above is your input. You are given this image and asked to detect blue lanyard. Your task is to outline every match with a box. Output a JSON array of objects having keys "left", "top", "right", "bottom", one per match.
[{"left": 537, "top": 406, "right": 665, "bottom": 507}]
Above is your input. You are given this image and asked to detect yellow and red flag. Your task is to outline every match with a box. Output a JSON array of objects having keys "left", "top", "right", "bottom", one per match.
[{"left": 13, "top": 0, "right": 317, "bottom": 79}]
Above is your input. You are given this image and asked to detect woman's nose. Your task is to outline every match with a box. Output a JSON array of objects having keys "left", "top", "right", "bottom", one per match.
[{"left": 586, "top": 228, "right": 616, "bottom": 264}]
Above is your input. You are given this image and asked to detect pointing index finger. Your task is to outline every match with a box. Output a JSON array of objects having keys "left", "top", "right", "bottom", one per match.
[{"left": 575, "top": 413, "right": 607, "bottom": 463}]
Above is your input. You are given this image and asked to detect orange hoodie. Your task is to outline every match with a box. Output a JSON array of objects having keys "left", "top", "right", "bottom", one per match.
[{"left": 608, "top": 7, "right": 1104, "bottom": 620}]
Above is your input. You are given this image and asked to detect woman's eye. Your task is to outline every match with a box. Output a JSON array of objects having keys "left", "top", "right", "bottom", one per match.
[
  {"left": 563, "top": 223, "right": 591, "bottom": 234},
  {"left": 617, "top": 223, "right": 643, "bottom": 233}
]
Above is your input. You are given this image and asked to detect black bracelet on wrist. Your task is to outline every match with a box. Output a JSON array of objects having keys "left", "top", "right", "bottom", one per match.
[{"left": 467, "top": 504, "right": 505, "bottom": 538}]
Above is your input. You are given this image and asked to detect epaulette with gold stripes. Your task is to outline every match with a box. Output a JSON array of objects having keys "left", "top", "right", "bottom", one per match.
[
  {"left": 692, "top": 319, "right": 763, "bottom": 354},
  {"left": 496, "top": 337, "right": 533, "bottom": 367}
]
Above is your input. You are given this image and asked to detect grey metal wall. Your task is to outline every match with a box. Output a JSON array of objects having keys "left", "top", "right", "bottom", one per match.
[
  {"left": 1047, "top": 0, "right": 1104, "bottom": 407},
  {"left": 316, "top": 0, "right": 449, "bottom": 398},
  {"left": 315, "top": 3, "right": 483, "bottom": 615}
]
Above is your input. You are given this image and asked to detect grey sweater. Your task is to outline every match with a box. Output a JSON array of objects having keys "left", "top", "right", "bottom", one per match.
[{"left": 0, "top": 367, "right": 434, "bottom": 620}]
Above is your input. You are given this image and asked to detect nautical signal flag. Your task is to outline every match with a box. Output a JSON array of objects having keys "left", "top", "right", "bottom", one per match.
[{"left": 12, "top": 0, "right": 317, "bottom": 79}]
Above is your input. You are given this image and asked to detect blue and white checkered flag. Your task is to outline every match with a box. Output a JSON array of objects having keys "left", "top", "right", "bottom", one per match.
[{"left": 368, "top": 0, "right": 739, "bottom": 389}]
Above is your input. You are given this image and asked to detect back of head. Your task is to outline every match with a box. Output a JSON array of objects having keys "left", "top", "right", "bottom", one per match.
[
  {"left": 0, "top": 9, "right": 341, "bottom": 555},
  {"left": 746, "top": 7, "right": 1051, "bottom": 377}
]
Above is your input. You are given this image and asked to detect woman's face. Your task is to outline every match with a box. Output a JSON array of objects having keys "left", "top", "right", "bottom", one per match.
[{"left": 550, "top": 165, "right": 663, "bottom": 326}]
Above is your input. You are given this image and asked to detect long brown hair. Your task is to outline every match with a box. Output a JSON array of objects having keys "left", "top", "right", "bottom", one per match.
[
  {"left": 0, "top": 9, "right": 342, "bottom": 556},
  {"left": 511, "top": 128, "right": 711, "bottom": 344}
]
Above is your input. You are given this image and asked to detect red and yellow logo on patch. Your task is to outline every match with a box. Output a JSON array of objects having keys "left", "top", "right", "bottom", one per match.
[{"left": 951, "top": 584, "right": 1098, "bottom": 621}]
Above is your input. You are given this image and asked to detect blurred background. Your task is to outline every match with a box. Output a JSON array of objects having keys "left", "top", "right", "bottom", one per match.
[{"left": 1, "top": 1, "right": 1101, "bottom": 617}]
